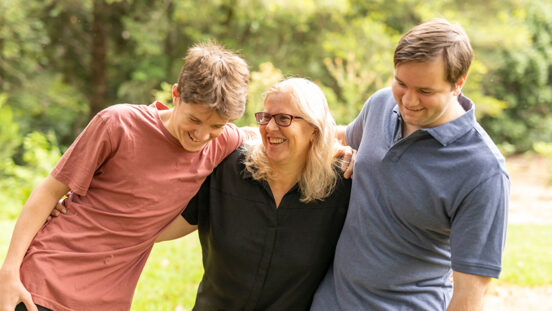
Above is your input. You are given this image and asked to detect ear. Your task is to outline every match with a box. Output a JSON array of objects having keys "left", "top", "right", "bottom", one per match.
[
  {"left": 453, "top": 76, "right": 467, "bottom": 96},
  {"left": 310, "top": 128, "right": 319, "bottom": 143},
  {"left": 172, "top": 84, "right": 179, "bottom": 103}
]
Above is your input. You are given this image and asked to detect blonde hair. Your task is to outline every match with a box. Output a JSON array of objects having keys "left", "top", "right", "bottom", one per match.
[{"left": 243, "top": 78, "right": 340, "bottom": 202}]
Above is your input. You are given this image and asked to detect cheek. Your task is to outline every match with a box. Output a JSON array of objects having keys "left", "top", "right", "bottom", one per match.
[
  {"left": 420, "top": 95, "right": 440, "bottom": 109},
  {"left": 259, "top": 126, "right": 267, "bottom": 138},
  {"left": 391, "top": 84, "right": 404, "bottom": 99},
  {"left": 294, "top": 128, "right": 314, "bottom": 150},
  {"left": 176, "top": 117, "right": 191, "bottom": 132}
]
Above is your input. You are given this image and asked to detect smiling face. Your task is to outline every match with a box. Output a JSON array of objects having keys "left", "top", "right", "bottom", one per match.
[
  {"left": 260, "top": 91, "right": 317, "bottom": 167},
  {"left": 391, "top": 57, "right": 466, "bottom": 137},
  {"left": 166, "top": 98, "right": 229, "bottom": 152}
]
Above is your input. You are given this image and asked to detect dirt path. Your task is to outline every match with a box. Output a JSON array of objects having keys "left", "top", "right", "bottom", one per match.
[
  {"left": 484, "top": 154, "right": 552, "bottom": 311},
  {"left": 507, "top": 155, "right": 552, "bottom": 225},
  {"left": 486, "top": 285, "right": 552, "bottom": 311}
]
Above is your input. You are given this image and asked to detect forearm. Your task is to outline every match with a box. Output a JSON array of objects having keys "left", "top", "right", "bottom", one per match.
[
  {"left": 447, "top": 271, "right": 491, "bottom": 311},
  {"left": 239, "top": 126, "right": 260, "bottom": 145},
  {"left": 336, "top": 125, "right": 347, "bottom": 145},
  {"left": 1, "top": 175, "right": 69, "bottom": 271},
  {"left": 155, "top": 216, "right": 197, "bottom": 243}
]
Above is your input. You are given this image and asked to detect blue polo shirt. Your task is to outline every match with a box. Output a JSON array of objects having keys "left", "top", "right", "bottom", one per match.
[{"left": 311, "top": 87, "right": 509, "bottom": 310}]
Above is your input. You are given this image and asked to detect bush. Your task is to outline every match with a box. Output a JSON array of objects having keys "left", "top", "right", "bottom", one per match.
[{"left": 0, "top": 94, "right": 61, "bottom": 220}]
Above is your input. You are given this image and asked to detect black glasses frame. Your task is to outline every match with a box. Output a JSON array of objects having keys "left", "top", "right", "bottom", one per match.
[{"left": 254, "top": 112, "right": 304, "bottom": 127}]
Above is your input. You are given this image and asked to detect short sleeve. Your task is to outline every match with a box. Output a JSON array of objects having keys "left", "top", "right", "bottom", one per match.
[
  {"left": 345, "top": 97, "right": 371, "bottom": 149},
  {"left": 50, "top": 111, "right": 114, "bottom": 196},
  {"left": 181, "top": 174, "right": 212, "bottom": 225},
  {"left": 222, "top": 123, "right": 243, "bottom": 151},
  {"left": 450, "top": 172, "right": 510, "bottom": 278},
  {"left": 208, "top": 123, "right": 243, "bottom": 164}
]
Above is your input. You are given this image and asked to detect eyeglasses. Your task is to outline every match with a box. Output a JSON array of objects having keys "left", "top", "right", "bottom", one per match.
[{"left": 254, "top": 112, "right": 304, "bottom": 127}]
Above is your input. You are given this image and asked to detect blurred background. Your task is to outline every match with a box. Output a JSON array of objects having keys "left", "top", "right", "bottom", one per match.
[{"left": 0, "top": 0, "right": 551, "bottom": 310}]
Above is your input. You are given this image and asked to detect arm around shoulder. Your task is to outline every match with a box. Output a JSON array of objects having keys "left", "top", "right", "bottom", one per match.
[
  {"left": 155, "top": 216, "right": 197, "bottom": 243},
  {"left": 336, "top": 125, "right": 347, "bottom": 146},
  {"left": 238, "top": 126, "right": 261, "bottom": 145}
]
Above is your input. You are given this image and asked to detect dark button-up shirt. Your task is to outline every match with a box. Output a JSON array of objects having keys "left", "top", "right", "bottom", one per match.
[{"left": 182, "top": 149, "right": 351, "bottom": 311}]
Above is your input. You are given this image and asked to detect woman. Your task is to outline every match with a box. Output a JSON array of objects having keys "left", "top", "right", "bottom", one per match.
[
  {"left": 0, "top": 42, "right": 250, "bottom": 311},
  {"left": 157, "top": 78, "right": 352, "bottom": 310}
]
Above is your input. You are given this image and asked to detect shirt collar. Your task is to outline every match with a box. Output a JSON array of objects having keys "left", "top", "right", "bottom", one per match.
[
  {"left": 240, "top": 164, "right": 254, "bottom": 180},
  {"left": 237, "top": 150, "right": 254, "bottom": 180},
  {"left": 425, "top": 94, "right": 475, "bottom": 146},
  {"left": 393, "top": 93, "right": 476, "bottom": 146}
]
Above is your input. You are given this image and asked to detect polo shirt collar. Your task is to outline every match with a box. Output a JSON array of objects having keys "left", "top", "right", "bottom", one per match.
[{"left": 393, "top": 93, "right": 476, "bottom": 146}]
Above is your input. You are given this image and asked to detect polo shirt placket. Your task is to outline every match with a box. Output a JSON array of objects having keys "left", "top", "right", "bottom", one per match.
[{"left": 312, "top": 87, "right": 509, "bottom": 310}]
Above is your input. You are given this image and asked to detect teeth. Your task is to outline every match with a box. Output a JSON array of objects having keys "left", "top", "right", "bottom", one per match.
[
  {"left": 269, "top": 138, "right": 285, "bottom": 144},
  {"left": 189, "top": 133, "right": 200, "bottom": 142}
]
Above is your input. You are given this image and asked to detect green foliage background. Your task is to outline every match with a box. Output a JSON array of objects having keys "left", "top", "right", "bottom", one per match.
[
  {"left": 1, "top": 1, "right": 552, "bottom": 308},
  {"left": 0, "top": 0, "right": 550, "bottom": 177},
  {"left": 1, "top": 0, "right": 551, "bottom": 154}
]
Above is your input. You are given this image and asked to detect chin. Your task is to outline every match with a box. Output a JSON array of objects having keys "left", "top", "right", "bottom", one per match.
[
  {"left": 182, "top": 142, "right": 206, "bottom": 152},
  {"left": 267, "top": 153, "right": 288, "bottom": 164}
]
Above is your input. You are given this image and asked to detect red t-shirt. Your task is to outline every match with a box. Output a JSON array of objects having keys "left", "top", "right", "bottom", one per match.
[{"left": 20, "top": 102, "right": 242, "bottom": 311}]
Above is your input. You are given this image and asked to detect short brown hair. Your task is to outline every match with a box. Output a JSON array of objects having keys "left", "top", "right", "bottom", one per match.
[
  {"left": 177, "top": 42, "right": 249, "bottom": 121},
  {"left": 394, "top": 19, "right": 473, "bottom": 87}
]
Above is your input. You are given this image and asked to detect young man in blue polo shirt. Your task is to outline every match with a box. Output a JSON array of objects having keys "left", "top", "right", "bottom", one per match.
[{"left": 311, "top": 19, "right": 509, "bottom": 310}]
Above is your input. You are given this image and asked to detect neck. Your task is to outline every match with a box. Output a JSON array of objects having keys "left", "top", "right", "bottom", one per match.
[
  {"left": 267, "top": 160, "right": 305, "bottom": 207},
  {"left": 402, "top": 123, "right": 417, "bottom": 138},
  {"left": 159, "top": 109, "right": 175, "bottom": 136},
  {"left": 268, "top": 161, "right": 303, "bottom": 187}
]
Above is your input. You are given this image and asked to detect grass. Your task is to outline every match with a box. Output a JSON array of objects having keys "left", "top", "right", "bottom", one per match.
[
  {"left": 499, "top": 224, "right": 552, "bottom": 286},
  {"left": 132, "top": 233, "right": 203, "bottom": 311},
  {"left": 0, "top": 222, "right": 550, "bottom": 309}
]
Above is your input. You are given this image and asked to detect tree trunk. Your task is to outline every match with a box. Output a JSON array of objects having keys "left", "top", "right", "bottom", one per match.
[{"left": 89, "top": 0, "right": 108, "bottom": 120}]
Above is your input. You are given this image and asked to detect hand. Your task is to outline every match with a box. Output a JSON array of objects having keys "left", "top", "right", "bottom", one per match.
[
  {"left": 335, "top": 145, "right": 356, "bottom": 179},
  {"left": 239, "top": 126, "right": 261, "bottom": 145},
  {"left": 0, "top": 269, "right": 38, "bottom": 311},
  {"left": 49, "top": 192, "right": 69, "bottom": 218}
]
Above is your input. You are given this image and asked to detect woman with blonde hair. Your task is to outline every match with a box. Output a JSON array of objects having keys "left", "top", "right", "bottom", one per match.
[{"left": 157, "top": 77, "right": 352, "bottom": 310}]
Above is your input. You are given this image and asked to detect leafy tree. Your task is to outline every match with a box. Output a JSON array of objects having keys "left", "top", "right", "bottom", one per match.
[
  {"left": 1, "top": 0, "right": 549, "bottom": 164},
  {"left": 0, "top": 94, "right": 61, "bottom": 220},
  {"left": 481, "top": 1, "right": 552, "bottom": 153}
]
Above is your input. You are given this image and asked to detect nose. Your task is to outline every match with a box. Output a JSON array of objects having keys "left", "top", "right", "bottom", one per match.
[
  {"left": 403, "top": 89, "right": 418, "bottom": 107},
  {"left": 265, "top": 117, "right": 280, "bottom": 130},
  {"left": 193, "top": 127, "right": 211, "bottom": 141}
]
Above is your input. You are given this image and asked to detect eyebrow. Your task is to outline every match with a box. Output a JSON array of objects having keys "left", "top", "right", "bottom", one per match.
[
  {"left": 188, "top": 112, "right": 201, "bottom": 119},
  {"left": 394, "top": 75, "right": 436, "bottom": 92}
]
